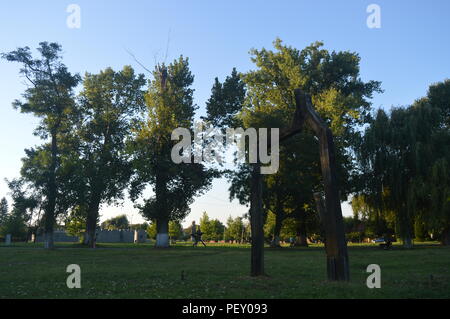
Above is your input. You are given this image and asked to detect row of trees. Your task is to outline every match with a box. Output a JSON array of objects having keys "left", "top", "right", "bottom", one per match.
[
  {"left": 147, "top": 213, "right": 249, "bottom": 243},
  {"left": 207, "top": 39, "right": 449, "bottom": 248},
  {"left": 257, "top": 79, "right": 450, "bottom": 247},
  {"left": 211, "top": 39, "right": 382, "bottom": 248},
  {"left": 0, "top": 179, "right": 41, "bottom": 241},
  {"left": 2, "top": 39, "right": 448, "bottom": 251},
  {"left": 2, "top": 42, "right": 215, "bottom": 248},
  {"left": 198, "top": 212, "right": 250, "bottom": 243},
  {"left": 0, "top": 196, "right": 28, "bottom": 240}
]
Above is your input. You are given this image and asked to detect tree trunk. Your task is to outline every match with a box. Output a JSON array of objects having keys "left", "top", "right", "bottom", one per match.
[
  {"left": 44, "top": 231, "right": 54, "bottom": 249},
  {"left": 85, "top": 196, "right": 101, "bottom": 248},
  {"left": 403, "top": 235, "right": 413, "bottom": 249},
  {"left": 155, "top": 218, "right": 170, "bottom": 248},
  {"left": 295, "top": 213, "right": 309, "bottom": 247},
  {"left": 154, "top": 161, "right": 170, "bottom": 248},
  {"left": 398, "top": 211, "right": 414, "bottom": 249},
  {"left": 44, "top": 131, "right": 58, "bottom": 250},
  {"left": 250, "top": 163, "right": 265, "bottom": 276},
  {"left": 271, "top": 210, "right": 283, "bottom": 248},
  {"left": 441, "top": 227, "right": 450, "bottom": 246}
]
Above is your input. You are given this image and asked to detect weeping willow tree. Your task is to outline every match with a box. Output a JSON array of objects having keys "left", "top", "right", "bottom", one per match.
[
  {"left": 356, "top": 109, "right": 391, "bottom": 237},
  {"left": 351, "top": 194, "right": 393, "bottom": 238},
  {"left": 358, "top": 107, "right": 428, "bottom": 247},
  {"left": 356, "top": 80, "right": 450, "bottom": 246},
  {"left": 414, "top": 81, "right": 450, "bottom": 244}
]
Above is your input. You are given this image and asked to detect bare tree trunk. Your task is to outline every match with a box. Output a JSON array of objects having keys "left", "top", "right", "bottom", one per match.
[{"left": 250, "top": 163, "right": 265, "bottom": 276}]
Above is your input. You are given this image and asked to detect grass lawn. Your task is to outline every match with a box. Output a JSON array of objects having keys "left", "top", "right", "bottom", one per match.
[{"left": 0, "top": 242, "right": 449, "bottom": 299}]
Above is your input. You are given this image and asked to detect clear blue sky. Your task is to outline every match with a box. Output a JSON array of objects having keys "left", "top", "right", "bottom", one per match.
[{"left": 1, "top": 0, "right": 449, "bottom": 227}]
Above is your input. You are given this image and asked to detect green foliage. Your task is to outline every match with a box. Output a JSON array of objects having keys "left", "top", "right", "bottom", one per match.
[
  {"left": 225, "top": 39, "right": 382, "bottom": 245},
  {"left": 224, "top": 216, "right": 246, "bottom": 243},
  {"left": 414, "top": 218, "right": 428, "bottom": 242},
  {"left": 130, "top": 222, "right": 149, "bottom": 231},
  {"left": 147, "top": 223, "right": 157, "bottom": 240},
  {"left": 346, "top": 232, "right": 364, "bottom": 243},
  {"left": 169, "top": 221, "right": 183, "bottom": 240},
  {"left": 0, "top": 214, "right": 27, "bottom": 240},
  {"left": 239, "top": 38, "right": 382, "bottom": 185},
  {"left": 101, "top": 215, "right": 130, "bottom": 230},
  {"left": 241, "top": 39, "right": 382, "bottom": 136},
  {"left": 356, "top": 80, "right": 450, "bottom": 246},
  {"left": 199, "top": 212, "right": 225, "bottom": 242},
  {"left": 264, "top": 213, "right": 314, "bottom": 242},
  {"left": 5, "top": 39, "right": 448, "bottom": 251},
  {"left": 204, "top": 68, "right": 246, "bottom": 128},
  {"left": 5, "top": 179, "right": 41, "bottom": 226},
  {"left": 2, "top": 42, "right": 80, "bottom": 243},
  {"left": 263, "top": 211, "right": 276, "bottom": 240},
  {"left": 65, "top": 206, "right": 87, "bottom": 238},
  {"left": 130, "top": 58, "right": 217, "bottom": 235},
  {"left": 73, "top": 66, "right": 146, "bottom": 245},
  {"left": 1, "top": 42, "right": 81, "bottom": 130}
]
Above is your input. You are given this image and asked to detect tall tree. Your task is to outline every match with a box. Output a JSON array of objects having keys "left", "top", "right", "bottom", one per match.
[
  {"left": 2, "top": 42, "right": 80, "bottom": 248},
  {"left": 223, "top": 39, "right": 380, "bottom": 275},
  {"left": 130, "top": 57, "right": 216, "bottom": 248},
  {"left": 75, "top": 66, "right": 146, "bottom": 247}
]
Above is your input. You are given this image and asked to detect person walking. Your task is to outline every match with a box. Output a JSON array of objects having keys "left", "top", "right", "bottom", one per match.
[{"left": 191, "top": 221, "right": 206, "bottom": 247}]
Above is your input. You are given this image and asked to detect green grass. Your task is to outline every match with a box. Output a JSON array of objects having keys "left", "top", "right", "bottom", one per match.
[{"left": 0, "top": 242, "right": 449, "bottom": 299}]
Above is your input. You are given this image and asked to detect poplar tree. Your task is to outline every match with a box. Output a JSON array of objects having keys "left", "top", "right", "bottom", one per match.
[
  {"left": 2, "top": 42, "right": 80, "bottom": 248},
  {"left": 76, "top": 66, "right": 146, "bottom": 247},
  {"left": 130, "top": 57, "right": 216, "bottom": 248}
]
